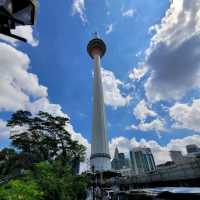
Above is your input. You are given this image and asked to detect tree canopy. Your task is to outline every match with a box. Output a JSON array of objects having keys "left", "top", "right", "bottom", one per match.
[
  {"left": 0, "top": 110, "right": 88, "bottom": 200},
  {"left": 7, "top": 110, "right": 86, "bottom": 168}
]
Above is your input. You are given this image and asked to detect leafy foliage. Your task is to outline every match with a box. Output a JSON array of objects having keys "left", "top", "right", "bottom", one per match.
[
  {"left": 32, "top": 161, "right": 88, "bottom": 200},
  {"left": 0, "top": 161, "right": 88, "bottom": 200},
  {"left": 0, "top": 148, "right": 18, "bottom": 176},
  {"left": 0, "top": 179, "right": 44, "bottom": 200},
  {"left": 0, "top": 110, "right": 89, "bottom": 200},
  {"left": 7, "top": 110, "right": 86, "bottom": 171}
]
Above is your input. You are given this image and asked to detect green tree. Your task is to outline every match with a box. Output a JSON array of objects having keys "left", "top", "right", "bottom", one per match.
[
  {"left": 32, "top": 161, "right": 88, "bottom": 200},
  {"left": 0, "top": 110, "right": 89, "bottom": 200},
  {"left": 0, "top": 147, "right": 41, "bottom": 177},
  {"left": 0, "top": 148, "right": 17, "bottom": 176},
  {"left": 0, "top": 179, "right": 44, "bottom": 200},
  {"left": 7, "top": 110, "right": 86, "bottom": 168},
  {"left": 0, "top": 161, "right": 89, "bottom": 200}
]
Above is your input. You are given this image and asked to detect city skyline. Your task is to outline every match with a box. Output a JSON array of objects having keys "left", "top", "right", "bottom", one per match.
[
  {"left": 0, "top": 0, "right": 200, "bottom": 171},
  {"left": 112, "top": 143, "right": 200, "bottom": 162},
  {"left": 110, "top": 143, "right": 200, "bottom": 179}
]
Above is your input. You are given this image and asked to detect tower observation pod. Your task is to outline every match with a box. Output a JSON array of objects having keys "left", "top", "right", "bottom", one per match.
[{"left": 87, "top": 33, "right": 111, "bottom": 171}]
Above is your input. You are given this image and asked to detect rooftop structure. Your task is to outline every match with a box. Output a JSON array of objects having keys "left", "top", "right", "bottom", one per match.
[
  {"left": 186, "top": 144, "right": 200, "bottom": 155},
  {"left": 170, "top": 150, "right": 185, "bottom": 164}
]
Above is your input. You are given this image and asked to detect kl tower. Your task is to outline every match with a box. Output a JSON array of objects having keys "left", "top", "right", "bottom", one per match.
[{"left": 87, "top": 33, "right": 111, "bottom": 171}]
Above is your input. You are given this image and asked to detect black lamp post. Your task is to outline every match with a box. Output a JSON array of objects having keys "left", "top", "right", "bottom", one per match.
[
  {"left": 0, "top": 0, "right": 36, "bottom": 42},
  {"left": 91, "top": 165, "right": 95, "bottom": 200}
]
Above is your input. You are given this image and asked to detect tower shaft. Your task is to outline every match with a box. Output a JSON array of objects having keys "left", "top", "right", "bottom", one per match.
[{"left": 90, "top": 54, "right": 111, "bottom": 171}]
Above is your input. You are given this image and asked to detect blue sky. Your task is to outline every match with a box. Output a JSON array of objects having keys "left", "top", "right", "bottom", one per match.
[{"left": 0, "top": 0, "right": 200, "bottom": 166}]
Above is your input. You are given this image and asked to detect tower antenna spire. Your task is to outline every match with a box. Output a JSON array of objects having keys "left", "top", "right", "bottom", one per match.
[{"left": 93, "top": 32, "right": 99, "bottom": 39}]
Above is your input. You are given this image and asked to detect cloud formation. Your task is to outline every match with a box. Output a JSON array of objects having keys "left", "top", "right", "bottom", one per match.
[
  {"left": 169, "top": 99, "right": 200, "bottom": 132},
  {"left": 129, "top": 65, "right": 147, "bottom": 81},
  {"left": 0, "top": 43, "right": 47, "bottom": 111},
  {"left": 0, "top": 120, "right": 9, "bottom": 139},
  {"left": 106, "top": 24, "right": 113, "bottom": 35},
  {"left": 144, "top": 0, "right": 200, "bottom": 102},
  {"left": 122, "top": 9, "right": 135, "bottom": 17},
  {"left": 101, "top": 68, "right": 132, "bottom": 109},
  {"left": 138, "top": 119, "right": 165, "bottom": 133},
  {"left": 134, "top": 100, "right": 157, "bottom": 121},
  {"left": 129, "top": 100, "right": 165, "bottom": 133},
  {"left": 26, "top": 98, "right": 68, "bottom": 118},
  {"left": 128, "top": 118, "right": 165, "bottom": 134},
  {"left": 72, "top": 0, "right": 87, "bottom": 23}
]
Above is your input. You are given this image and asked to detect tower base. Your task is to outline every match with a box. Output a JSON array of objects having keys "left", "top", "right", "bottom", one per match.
[{"left": 90, "top": 156, "right": 111, "bottom": 171}]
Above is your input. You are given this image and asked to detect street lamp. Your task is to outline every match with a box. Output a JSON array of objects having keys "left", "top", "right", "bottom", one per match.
[
  {"left": 0, "top": 0, "right": 36, "bottom": 42},
  {"left": 91, "top": 165, "right": 95, "bottom": 200}
]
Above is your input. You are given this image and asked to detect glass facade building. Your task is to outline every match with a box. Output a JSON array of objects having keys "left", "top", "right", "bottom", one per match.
[{"left": 130, "top": 147, "right": 156, "bottom": 175}]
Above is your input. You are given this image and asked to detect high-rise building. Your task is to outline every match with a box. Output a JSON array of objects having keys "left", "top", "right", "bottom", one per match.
[
  {"left": 186, "top": 144, "right": 200, "bottom": 154},
  {"left": 87, "top": 34, "right": 111, "bottom": 172},
  {"left": 111, "top": 147, "right": 130, "bottom": 170},
  {"left": 130, "top": 147, "right": 156, "bottom": 175}
]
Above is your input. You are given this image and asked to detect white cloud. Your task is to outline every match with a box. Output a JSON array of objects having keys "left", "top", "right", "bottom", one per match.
[
  {"left": 135, "top": 51, "right": 142, "bottom": 58},
  {"left": 101, "top": 68, "right": 132, "bottom": 109},
  {"left": 122, "top": 9, "right": 135, "bottom": 17},
  {"left": 72, "top": 0, "right": 87, "bottom": 23},
  {"left": 110, "top": 134, "right": 200, "bottom": 165},
  {"left": 144, "top": 0, "right": 200, "bottom": 102},
  {"left": 125, "top": 124, "right": 138, "bottom": 131},
  {"left": 134, "top": 100, "right": 157, "bottom": 121},
  {"left": 129, "top": 65, "right": 147, "bottom": 81},
  {"left": 138, "top": 119, "right": 165, "bottom": 133},
  {"left": 26, "top": 98, "right": 68, "bottom": 118},
  {"left": 0, "top": 41, "right": 90, "bottom": 146},
  {"left": 0, "top": 26, "right": 38, "bottom": 47},
  {"left": 169, "top": 99, "right": 200, "bottom": 132},
  {"left": 129, "top": 100, "right": 164, "bottom": 133},
  {"left": 127, "top": 118, "right": 165, "bottom": 134},
  {"left": 0, "top": 43, "right": 47, "bottom": 111},
  {"left": 0, "top": 120, "right": 9, "bottom": 139},
  {"left": 106, "top": 24, "right": 113, "bottom": 35}
]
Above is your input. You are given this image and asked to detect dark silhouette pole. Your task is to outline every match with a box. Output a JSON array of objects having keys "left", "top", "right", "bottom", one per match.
[{"left": 92, "top": 165, "right": 95, "bottom": 200}]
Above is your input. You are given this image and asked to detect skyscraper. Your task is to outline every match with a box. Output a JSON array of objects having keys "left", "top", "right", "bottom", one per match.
[
  {"left": 130, "top": 147, "right": 156, "bottom": 175},
  {"left": 111, "top": 147, "right": 130, "bottom": 170},
  {"left": 87, "top": 34, "right": 111, "bottom": 171}
]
